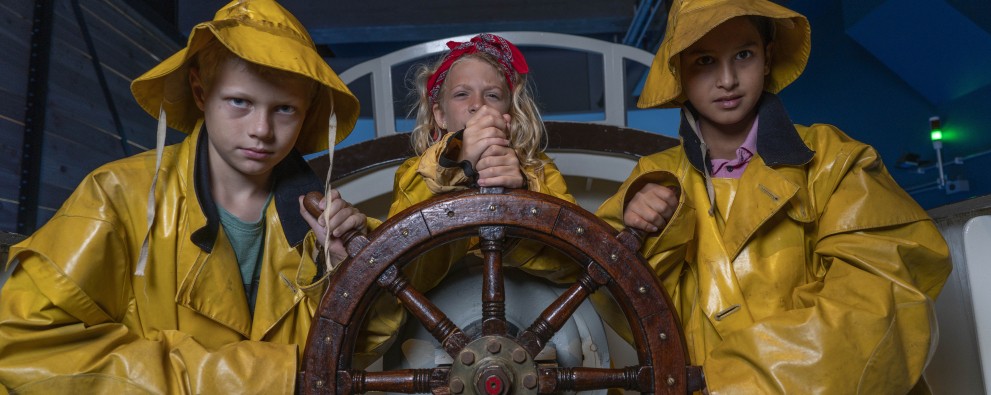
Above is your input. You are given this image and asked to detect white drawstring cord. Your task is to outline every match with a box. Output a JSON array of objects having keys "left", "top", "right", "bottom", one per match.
[
  {"left": 135, "top": 107, "right": 169, "bottom": 276},
  {"left": 319, "top": 103, "right": 339, "bottom": 273},
  {"left": 682, "top": 106, "right": 716, "bottom": 217}
]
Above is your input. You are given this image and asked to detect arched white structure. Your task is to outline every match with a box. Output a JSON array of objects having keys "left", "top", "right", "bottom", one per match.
[
  {"left": 338, "top": 31, "right": 656, "bottom": 137},
  {"left": 335, "top": 32, "right": 664, "bottom": 215}
]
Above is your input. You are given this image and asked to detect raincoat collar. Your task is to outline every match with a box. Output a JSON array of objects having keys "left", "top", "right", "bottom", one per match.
[
  {"left": 679, "top": 93, "right": 814, "bottom": 175},
  {"left": 189, "top": 128, "right": 321, "bottom": 252},
  {"left": 177, "top": 127, "right": 322, "bottom": 337}
]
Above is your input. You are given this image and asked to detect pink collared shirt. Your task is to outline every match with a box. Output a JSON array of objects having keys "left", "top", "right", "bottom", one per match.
[{"left": 710, "top": 118, "right": 758, "bottom": 179}]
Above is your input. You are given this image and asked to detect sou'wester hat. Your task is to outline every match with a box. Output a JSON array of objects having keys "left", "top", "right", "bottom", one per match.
[
  {"left": 130, "top": 0, "right": 359, "bottom": 154},
  {"left": 638, "top": 0, "right": 811, "bottom": 109}
]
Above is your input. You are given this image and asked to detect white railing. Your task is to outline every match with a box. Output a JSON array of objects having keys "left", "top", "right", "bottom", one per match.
[{"left": 339, "top": 31, "right": 656, "bottom": 137}]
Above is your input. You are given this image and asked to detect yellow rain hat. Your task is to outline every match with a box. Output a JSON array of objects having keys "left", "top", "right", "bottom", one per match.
[
  {"left": 638, "top": 0, "right": 810, "bottom": 109},
  {"left": 130, "top": 0, "right": 359, "bottom": 154}
]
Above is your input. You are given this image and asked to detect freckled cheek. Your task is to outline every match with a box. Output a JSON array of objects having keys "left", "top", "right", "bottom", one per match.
[
  {"left": 696, "top": 70, "right": 718, "bottom": 84},
  {"left": 447, "top": 113, "right": 466, "bottom": 130},
  {"left": 494, "top": 101, "right": 511, "bottom": 114},
  {"left": 208, "top": 102, "right": 228, "bottom": 116},
  {"left": 275, "top": 120, "right": 303, "bottom": 138},
  {"left": 213, "top": 105, "right": 247, "bottom": 120}
]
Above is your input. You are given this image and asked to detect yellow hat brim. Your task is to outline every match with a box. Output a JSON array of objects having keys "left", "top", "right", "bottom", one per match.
[
  {"left": 130, "top": 0, "right": 359, "bottom": 153},
  {"left": 638, "top": 0, "right": 810, "bottom": 109}
]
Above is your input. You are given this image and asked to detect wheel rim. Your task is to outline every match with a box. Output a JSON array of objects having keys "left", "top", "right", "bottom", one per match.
[{"left": 301, "top": 188, "right": 694, "bottom": 394}]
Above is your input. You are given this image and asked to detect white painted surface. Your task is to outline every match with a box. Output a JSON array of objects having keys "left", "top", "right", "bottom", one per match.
[
  {"left": 339, "top": 32, "right": 656, "bottom": 137},
  {"left": 335, "top": 165, "right": 400, "bottom": 205},
  {"left": 926, "top": 207, "right": 988, "bottom": 394},
  {"left": 547, "top": 151, "right": 637, "bottom": 184},
  {"left": 964, "top": 215, "right": 991, "bottom": 390}
]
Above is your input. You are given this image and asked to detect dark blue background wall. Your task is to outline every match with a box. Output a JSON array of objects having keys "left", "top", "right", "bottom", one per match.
[{"left": 782, "top": 0, "right": 991, "bottom": 209}]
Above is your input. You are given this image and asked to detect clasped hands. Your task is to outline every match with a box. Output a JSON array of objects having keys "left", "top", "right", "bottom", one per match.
[{"left": 456, "top": 105, "right": 525, "bottom": 189}]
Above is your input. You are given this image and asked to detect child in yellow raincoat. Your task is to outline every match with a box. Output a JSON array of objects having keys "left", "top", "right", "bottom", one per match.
[
  {"left": 0, "top": 1, "right": 371, "bottom": 393},
  {"left": 343, "top": 33, "right": 599, "bottom": 363},
  {"left": 391, "top": 33, "right": 577, "bottom": 287},
  {"left": 595, "top": 0, "right": 952, "bottom": 393}
]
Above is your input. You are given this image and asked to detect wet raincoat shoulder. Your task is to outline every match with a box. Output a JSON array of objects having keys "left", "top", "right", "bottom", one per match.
[
  {"left": 0, "top": 129, "right": 331, "bottom": 395},
  {"left": 595, "top": 95, "right": 952, "bottom": 394}
]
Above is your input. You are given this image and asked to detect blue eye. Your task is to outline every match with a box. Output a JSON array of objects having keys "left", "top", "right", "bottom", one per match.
[
  {"left": 229, "top": 98, "right": 248, "bottom": 108},
  {"left": 736, "top": 50, "right": 754, "bottom": 60},
  {"left": 276, "top": 105, "right": 296, "bottom": 114}
]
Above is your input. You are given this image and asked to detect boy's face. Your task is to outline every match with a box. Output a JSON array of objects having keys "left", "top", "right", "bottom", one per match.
[
  {"left": 432, "top": 57, "right": 511, "bottom": 132},
  {"left": 679, "top": 16, "right": 771, "bottom": 135},
  {"left": 191, "top": 57, "right": 312, "bottom": 184}
]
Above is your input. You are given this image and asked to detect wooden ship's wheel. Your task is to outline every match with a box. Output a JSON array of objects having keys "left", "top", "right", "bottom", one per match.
[{"left": 299, "top": 186, "right": 703, "bottom": 394}]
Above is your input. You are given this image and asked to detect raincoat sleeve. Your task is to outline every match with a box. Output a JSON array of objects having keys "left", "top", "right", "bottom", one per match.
[
  {"left": 410, "top": 131, "right": 574, "bottom": 204},
  {"left": 702, "top": 132, "right": 951, "bottom": 393},
  {"left": 391, "top": 155, "right": 436, "bottom": 217},
  {"left": 415, "top": 132, "right": 474, "bottom": 195},
  {"left": 0, "top": 220, "right": 297, "bottom": 395},
  {"left": 594, "top": 152, "right": 694, "bottom": 281},
  {"left": 592, "top": 154, "right": 695, "bottom": 346}
]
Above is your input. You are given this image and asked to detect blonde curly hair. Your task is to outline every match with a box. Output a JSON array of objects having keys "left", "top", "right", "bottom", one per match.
[{"left": 408, "top": 52, "right": 546, "bottom": 169}]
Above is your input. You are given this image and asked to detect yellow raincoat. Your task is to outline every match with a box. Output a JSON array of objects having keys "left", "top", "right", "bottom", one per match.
[
  {"left": 597, "top": 94, "right": 951, "bottom": 394},
  {"left": 597, "top": 0, "right": 953, "bottom": 392},
  {"left": 0, "top": 1, "right": 368, "bottom": 393},
  {"left": 0, "top": 127, "right": 332, "bottom": 394},
  {"left": 348, "top": 131, "right": 586, "bottom": 364},
  {"left": 390, "top": 131, "right": 579, "bottom": 289}
]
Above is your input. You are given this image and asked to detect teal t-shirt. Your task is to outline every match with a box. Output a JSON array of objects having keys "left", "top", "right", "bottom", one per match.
[{"left": 218, "top": 194, "right": 273, "bottom": 313}]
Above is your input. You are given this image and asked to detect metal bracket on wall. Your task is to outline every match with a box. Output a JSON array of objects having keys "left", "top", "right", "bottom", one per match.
[{"left": 17, "top": 0, "right": 54, "bottom": 235}]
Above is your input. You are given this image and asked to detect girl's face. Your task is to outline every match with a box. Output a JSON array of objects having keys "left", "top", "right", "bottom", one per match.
[
  {"left": 432, "top": 57, "right": 511, "bottom": 132},
  {"left": 679, "top": 16, "right": 772, "bottom": 136}
]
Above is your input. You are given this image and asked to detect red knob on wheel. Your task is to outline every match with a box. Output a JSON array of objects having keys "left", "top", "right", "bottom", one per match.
[{"left": 484, "top": 375, "right": 503, "bottom": 394}]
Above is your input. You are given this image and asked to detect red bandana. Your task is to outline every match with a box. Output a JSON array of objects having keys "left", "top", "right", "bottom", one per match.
[{"left": 427, "top": 34, "right": 529, "bottom": 104}]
